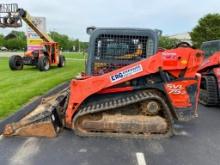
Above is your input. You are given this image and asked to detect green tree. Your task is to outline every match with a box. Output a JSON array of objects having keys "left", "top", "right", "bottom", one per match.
[
  {"left": 190, "top": 13, "right": 220, "bottom": 48},
  {"left": 1, "top": 30, "right": 88, "bottom": 51},
  {"left": 4, "top": 38, "right": 26, "bottom": 50},
  {"left": 2, "top": 31, "right": 26, "bottom": 50},
  {"left": 11, "top": 31, "right": 26, "bottom": 40},
  {"left": 49, "top": 31, "right": 88, "bottom": 51},
  {"left": 49, "top": 31, "right": 70, "bottom": 50},
  {"left": 73, "top": 40, "right": 88, "bottom": 52},
  {"left": 159, "top": 36, "right": 180, "bottom": 49},
  {"left": 80, "top": 42, "right": 89, "bottom": 52},
  {"left": 0, "top": 34, "right": 4, "bottom": 47}
]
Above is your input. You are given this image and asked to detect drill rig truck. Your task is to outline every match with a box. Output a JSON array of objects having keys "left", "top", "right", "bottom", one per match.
[
  {"left": 0, "top": 4, "right": 65, "bottom": 71},
  {"left": 199, "top": 40, "right": 220, "bottom": 106},
  {"left": 2, "top": 27, "right": 203, "bottom": 139}
]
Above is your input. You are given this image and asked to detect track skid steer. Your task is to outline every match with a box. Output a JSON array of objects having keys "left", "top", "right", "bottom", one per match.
[
  {"left": 2, "top": 48, "right": 203, "bottom": 138},
  {"left": 199, "top": 40, "right": 220, "bottom": 106}
]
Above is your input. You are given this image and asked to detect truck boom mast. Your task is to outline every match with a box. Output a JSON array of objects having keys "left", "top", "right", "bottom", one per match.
[{"left": 17, "top": 8, "right": 54, "bottom": 42}]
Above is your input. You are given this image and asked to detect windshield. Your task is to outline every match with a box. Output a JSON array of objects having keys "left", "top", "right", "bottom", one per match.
[{"left": 201, "top": 41, "right": 220, "bottom": 58}]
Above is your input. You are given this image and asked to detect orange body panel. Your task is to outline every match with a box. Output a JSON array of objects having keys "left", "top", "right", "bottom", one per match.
[
  {"left": 64, "top": 48, "right": 203, "bottom": 127},
  {"left": 213, "top": 67, "right": 220, "bottom": 89},
  {"left": 195, "top": 73, "right": 202, "bottom": 114},
  {"left": 43, "top": 42, "right": 60, "bottom": 65},
  {"left": 98, "top": 86, "right": 133, "bottom": 94},
  {"left": 199, "top": 52, "right": 220, "bottom": 72},
  {"left": 23, "top": 42, "right": 60, "bottom": 65},
  {"left": 164, "top": 80, "right": 198, "bottom": 108},
  {"left": 24, "top": 50, "right": 34, "bottom": 56}
]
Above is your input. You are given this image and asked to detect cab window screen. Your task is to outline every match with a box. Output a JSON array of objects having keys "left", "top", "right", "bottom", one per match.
[{"left": 92, "top": 34, "right": 151, "bottom": 75}]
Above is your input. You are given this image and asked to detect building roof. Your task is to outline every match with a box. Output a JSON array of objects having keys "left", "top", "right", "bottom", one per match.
[{"left": 168, "top": 32, "right": 192, "bottom": 44}]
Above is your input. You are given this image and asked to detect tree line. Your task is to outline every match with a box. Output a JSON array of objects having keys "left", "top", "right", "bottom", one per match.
[
  {"left": 49, "top": 31, "right": 88, "bottom": 51},
  {"left": 0, "top": 31, "right": 88, "bottom": 51},
  {"left": 0, "top": 31, "right": 26, "bottom": 50},
  {"left": 159, "top": 13, "right": 220, "bottom": 49},
  {"left": 1, "top": 13, "right": 220, "bottom": 51}
]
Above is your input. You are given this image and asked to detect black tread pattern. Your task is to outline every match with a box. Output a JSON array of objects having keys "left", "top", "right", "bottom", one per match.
[
  {"left": 199, "top": 76, "right": 219, "bottom": 106},
  {"left": 9, "top": 55, "right": 23, "bottom": 70},
  {"left": 38, "top": 56, "right": 49, "bottom": 71},
  {"left": 73, "top": 90, "right": 174, "bottom": 139},
  {"left": 58, "top": 55, "right": 65, "bottom": 67}
]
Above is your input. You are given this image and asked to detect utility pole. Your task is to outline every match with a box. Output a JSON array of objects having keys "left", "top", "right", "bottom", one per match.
[{"left": 78, "top": 40, "right": 80, "bottom": 53}]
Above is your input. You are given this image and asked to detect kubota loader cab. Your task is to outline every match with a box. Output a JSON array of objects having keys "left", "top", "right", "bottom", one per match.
[
  {"left": 199, "top": 40, "right": 220, "bottom": 106},
  {"left": 85, "top": 27, "right": 160, "bottom": 75},
  {"left": 3, "top": 27, "right": 204, "bottom": 139}
]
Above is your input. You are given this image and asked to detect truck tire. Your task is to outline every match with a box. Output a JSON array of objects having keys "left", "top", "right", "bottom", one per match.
[
  {"left": 58, "top": 55, "right": 65, "bottom": 67},
  {"left": 38, "top": 56, "right": 50, "bottom": 71},
  {"left": 199, "top": 75, "right": 219, "bottom": 106},
  {"left": 9, "top": 55, "right": 23, "bottom": 70}
]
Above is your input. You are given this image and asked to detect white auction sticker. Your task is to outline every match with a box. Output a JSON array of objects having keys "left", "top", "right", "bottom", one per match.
[{"left": 110, "top": 64, "right": 143, "bottom": 83}]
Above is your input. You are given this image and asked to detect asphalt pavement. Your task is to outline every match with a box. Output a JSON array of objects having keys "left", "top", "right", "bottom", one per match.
[{"left": 0, "top": 104, "right": 219, "bottom": 165}]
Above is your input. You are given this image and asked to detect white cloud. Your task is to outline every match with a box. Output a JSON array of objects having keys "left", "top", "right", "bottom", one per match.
[{"left": 0, "top": 0, "right": 219, "bottom": 41}]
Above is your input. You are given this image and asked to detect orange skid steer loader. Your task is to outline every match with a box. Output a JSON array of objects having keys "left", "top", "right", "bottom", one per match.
[
  {"left": 199, "top": 40, "right": 220, "bottom": 106},
  {"left": 3, "top": 51, "right": 203, "bottom": 138}
]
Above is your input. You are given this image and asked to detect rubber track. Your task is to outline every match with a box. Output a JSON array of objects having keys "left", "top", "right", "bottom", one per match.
[
  {"left": 73, "top": 90, "right": 174, "bottom": 139},
  {"left": 199, "top": 76, "right": 219, "bottom": 106}
]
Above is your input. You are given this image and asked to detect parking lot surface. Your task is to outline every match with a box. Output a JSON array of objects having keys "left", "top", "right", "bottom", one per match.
[{"left": 0, "top": 105, "right": 220, "bottom": 165}]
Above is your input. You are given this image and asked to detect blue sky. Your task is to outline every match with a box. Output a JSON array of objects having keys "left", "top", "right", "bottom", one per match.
[{"left": 0, "top": 0, "right": 219, "bottom": 41}]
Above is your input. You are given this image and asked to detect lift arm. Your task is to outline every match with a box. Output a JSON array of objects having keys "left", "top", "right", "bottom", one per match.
[{"left": 17, "top": 8, "right": 54, "bottom": 42}]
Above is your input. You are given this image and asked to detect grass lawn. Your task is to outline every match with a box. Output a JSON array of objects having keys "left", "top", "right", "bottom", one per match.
[
  {"left": 63, "top": 52, "right": 87, "bottom": 59},
  {"left": 0, "top": 55, "right": 84, "bottom": 119}
]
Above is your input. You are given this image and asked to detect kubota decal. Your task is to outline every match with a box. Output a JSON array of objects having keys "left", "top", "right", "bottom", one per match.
[
  {"left": 162, "top": 52, "right": 177, "bottom": 60},
  {"left": 166, "top": 84, "right": 186, "bottom": 94},
  {"left": 110, "top": 64, "right": 143, "bottom": 82}
]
